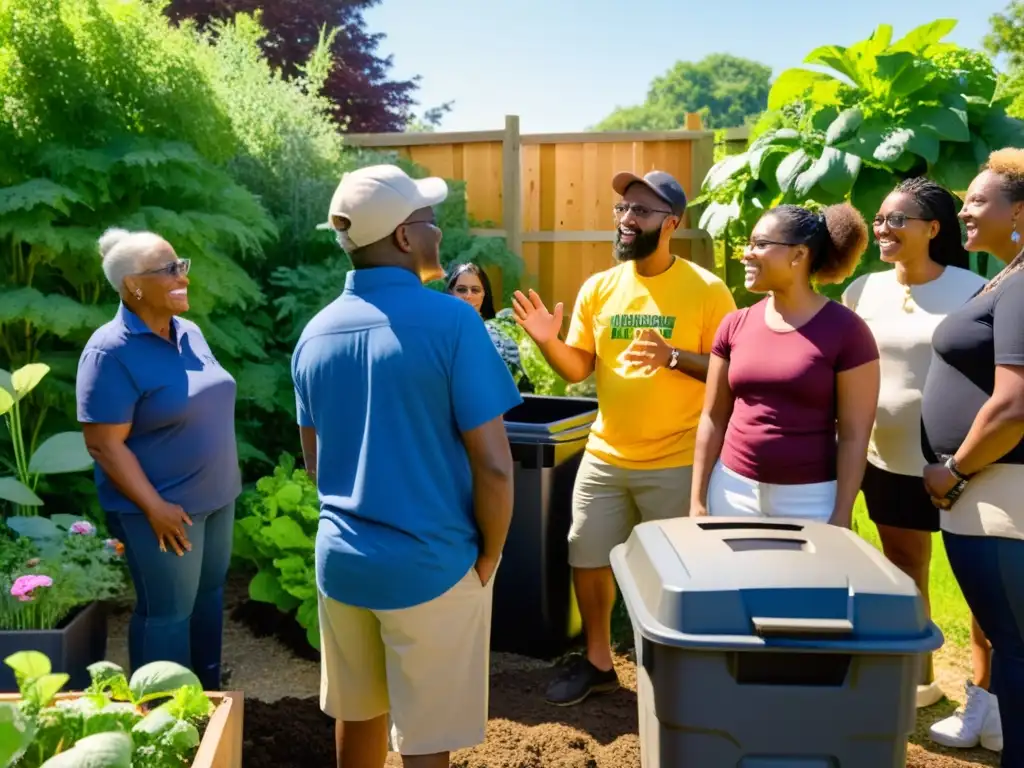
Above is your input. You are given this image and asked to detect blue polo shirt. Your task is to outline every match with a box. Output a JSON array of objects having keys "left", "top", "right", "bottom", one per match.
[
  {"left": 292, "top": 266, "right": 522, "bottom": 611},
  {"left": 76, "top": 304, "right": 241, "bottom": 516}
]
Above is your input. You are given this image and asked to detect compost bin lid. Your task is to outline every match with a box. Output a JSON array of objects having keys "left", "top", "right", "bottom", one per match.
[{"left": 609, "top": 517, "right": 943, "bottom": 652}]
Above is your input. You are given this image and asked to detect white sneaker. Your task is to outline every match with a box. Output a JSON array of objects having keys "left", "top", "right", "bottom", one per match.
[
  {"left": 929, "top": 681, "right": 992, "bottom": 748},
  {"left": 916, "top": 681, "right": 944, "bottom": 708},
  {"left": 980, "top": 695, "right": 1003, "bottom": 753}
]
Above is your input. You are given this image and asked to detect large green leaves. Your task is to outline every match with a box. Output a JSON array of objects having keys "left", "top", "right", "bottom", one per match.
[
  {"left": 0, "top": 478, "right": 43, "bottom": 505},
  {"left": 794, "top": 147, "right": 862, "bottom": 198},
  {"left": 0, "top": 703, "right": 33, "bottom": 767},
  {"left": 129, "top": 661, "right": 202, "bottom": 703},
  {"left": 39, "top": 732, "right": 133, "bottom": 768},
  {"left": 28, "top": 432, "right": 93, "bottom": 475},
  {"left": 890, "top": 19, "right": 958, "bottom": 54},
  {"left": 768, "top": 69, "right": 837, "bottom": 111}
]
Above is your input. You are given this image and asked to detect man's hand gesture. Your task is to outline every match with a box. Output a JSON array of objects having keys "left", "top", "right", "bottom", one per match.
[{"left": 512, "top": 289, "right": 563, "bottom": 345}]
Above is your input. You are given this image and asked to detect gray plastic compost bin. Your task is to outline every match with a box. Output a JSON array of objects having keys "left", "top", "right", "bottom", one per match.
[
  {"left": 491, "top": 394, "right": 597, "bottom": 659},
  {"left": 609, "top": 517, "right": 944, "bottom": 768}
]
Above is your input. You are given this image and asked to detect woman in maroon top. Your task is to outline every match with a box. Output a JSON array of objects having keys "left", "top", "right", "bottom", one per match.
[{"left": 691, "top": 202, "right": 880, "bottom": 527}]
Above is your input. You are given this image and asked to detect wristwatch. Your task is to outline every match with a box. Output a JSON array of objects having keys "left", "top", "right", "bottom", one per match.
[
  {"left": 944, "top": 455, "right": 970, "bottom": 482},
  {"left": 942, "top": 456, "right": 970, "bottom": 503},
  {"left": 667, "top": 348, "right": 680, "bottom": 370}
]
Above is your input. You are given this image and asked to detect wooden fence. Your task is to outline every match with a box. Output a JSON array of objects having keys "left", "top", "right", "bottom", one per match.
[{"left": 344, "top": 114, "right": 717, "bottom": 315}]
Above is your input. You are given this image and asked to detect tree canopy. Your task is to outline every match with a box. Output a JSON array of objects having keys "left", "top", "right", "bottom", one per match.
[
  {"left": 593, "top": 53, "right": 772, "bottom": 131},
  {"left": 165, "top": 0, "right": 419, "bottom": 133}
]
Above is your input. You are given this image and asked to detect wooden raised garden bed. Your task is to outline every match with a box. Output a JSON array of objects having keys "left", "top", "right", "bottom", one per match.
[{"left": 0, "top": 689, "right": 244, "bottom": 768}]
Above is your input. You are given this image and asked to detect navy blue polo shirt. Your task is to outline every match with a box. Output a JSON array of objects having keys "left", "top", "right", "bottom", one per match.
[
  {"left": 76, "top": 304, "right": 241, "bottom": 516},
  {"left": 292, "top": 266, "right": 522, "bottom": 611}
]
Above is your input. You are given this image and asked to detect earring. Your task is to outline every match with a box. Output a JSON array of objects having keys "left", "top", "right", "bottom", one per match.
[
  {"left": 1013, "top": 230, "right": 1021, "bottom": 244},
  {"left": 134, "top": 288, "right": 142, "bottom": 300}
]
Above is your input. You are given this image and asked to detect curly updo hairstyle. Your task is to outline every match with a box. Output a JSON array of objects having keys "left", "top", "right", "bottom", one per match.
[
  {"left": 891, "top": 177, "right": 970, "bottom": 270},
  {"left": 767, "top": 202, "right": 869, "bottom": 285},
  {"left": 981, "top": 148, "right": 1024, "bottom": 293}
]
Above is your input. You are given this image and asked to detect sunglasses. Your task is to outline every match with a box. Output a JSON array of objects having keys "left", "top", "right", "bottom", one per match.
[{"left": 135, "top": 259, "right": 191, "bottom": 278}]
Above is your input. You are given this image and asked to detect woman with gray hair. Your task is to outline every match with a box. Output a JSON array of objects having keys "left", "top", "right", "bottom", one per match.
[{"left": 75, "top": 227, "right": 239, "bottom": 690}]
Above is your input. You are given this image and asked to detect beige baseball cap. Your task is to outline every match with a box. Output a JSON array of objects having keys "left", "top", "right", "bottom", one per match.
[{"left": 319, "top": 164, "right": 448, "bottom": 249}]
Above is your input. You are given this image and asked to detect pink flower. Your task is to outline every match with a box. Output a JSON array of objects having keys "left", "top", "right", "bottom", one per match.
[
  {"left": 70, "top": 521, "right": 96, "bottom": 535},
  {"left": 11, "top": 574, "right": 53, "bottom": 602}
]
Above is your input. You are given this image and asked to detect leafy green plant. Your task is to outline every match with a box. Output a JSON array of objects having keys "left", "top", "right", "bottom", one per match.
[
  {"left": 0, "top": 651, "right": 212, "bottom": 768},
  {"left": 488, "top": 310, "right": 568, "bottom": 397},
  {"left": 233, "top": 454, "right": 319, "bottom": 648},
  {"left": 0, "top": 515, "right": 126, "bottom": 629},
  {"left": 0, "top": 364, "right": 93, "bottom": 515},
  {"left": 696, "top": 19, "right": 1024, "bottom": 295}
]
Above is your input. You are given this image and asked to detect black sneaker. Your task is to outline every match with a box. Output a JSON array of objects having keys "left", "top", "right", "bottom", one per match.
[{"left": 545, "top": 657, "right": 620, "bottom": 706}]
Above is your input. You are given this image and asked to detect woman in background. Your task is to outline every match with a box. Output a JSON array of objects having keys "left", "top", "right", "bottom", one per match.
[
  {"left": 446, "top": 262, "right": 497, "bottom": 319},
  {"left": 842, "top": 177, "right": 987, "bottom": 711},
  {"left": 920, "top": 149, "right": 1024, "bottom": 763},
  {"left": 76, "top": 228, "right": 239, "bottom": 691},
  {"left": 690, "top": 202, "right": 879, "bottom": 528},
  {"left": 447, "top": 262, "right": 532, "bottom": 392}
]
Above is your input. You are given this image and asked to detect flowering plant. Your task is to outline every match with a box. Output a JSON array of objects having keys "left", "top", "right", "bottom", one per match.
[{"left": 0, "top": 515, "right": 126, "bottom": 630}]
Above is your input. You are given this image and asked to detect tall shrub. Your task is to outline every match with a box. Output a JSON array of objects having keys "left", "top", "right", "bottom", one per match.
[
  {"left": 696, "top": 20, "right": 1024, "bottom": 299},
  {"left": 0, "top": 0, "right": 278, "bottom": 500}
]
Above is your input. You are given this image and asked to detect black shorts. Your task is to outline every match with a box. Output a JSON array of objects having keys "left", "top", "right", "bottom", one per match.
[{"left": 861, "top": 462, "right": 939, "bottom": 533}]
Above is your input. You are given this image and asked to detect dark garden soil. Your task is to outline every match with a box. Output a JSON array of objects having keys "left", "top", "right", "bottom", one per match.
[{"left": 106, "top": 573, "right": 999, "bottom": 768}]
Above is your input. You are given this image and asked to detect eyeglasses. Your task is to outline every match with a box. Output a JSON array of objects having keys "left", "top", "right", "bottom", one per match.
[
  {"left": 613, "top": 203, "right": 672, "bottom": 219},
  {"left": 746, "top": 239, "right": 799, "bottom": 251},
  {"left": 135, "top": 259, "right": 191, "bottom": 278},
  {"left": 872, "top": 212, "right": 929, "bottom": 229}
]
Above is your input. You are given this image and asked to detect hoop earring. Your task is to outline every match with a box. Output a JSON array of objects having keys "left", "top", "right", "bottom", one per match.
[{"left": 134, "top": 288, "right": 142, "bottom": 300}]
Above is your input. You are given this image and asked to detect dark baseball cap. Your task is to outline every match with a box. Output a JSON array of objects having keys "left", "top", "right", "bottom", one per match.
[{"left": 612, "top": 170, "right": 687, "bottom": 217}]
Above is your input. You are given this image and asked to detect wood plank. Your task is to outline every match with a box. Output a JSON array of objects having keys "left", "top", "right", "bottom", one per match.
[
  {"left": 345, "top": 130, "right": 505, "bottom": 147},
  {"left": 523, "top": 129, "right": 713, "bottom": 144}
]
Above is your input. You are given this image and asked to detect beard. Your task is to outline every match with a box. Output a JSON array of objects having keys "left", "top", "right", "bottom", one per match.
[{"left": 614, "top": 225, "right": 661, "bottom": 262}]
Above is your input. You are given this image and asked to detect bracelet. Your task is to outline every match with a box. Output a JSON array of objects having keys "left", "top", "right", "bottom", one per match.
[{"left": 943, "top": 477, "right": 969, "bottom": 503}]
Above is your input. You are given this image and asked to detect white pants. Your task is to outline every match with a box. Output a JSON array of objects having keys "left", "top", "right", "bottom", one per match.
[{"left": 707, "top": 461, "right": 836, "bottom": 522}]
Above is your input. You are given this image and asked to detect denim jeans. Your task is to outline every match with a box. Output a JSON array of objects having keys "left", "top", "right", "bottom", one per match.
[
  {"left": 944, "top": 531, "right": 1024, "bottom": 767},
  {"left": 105, "top": 502, "right": 235, "bottom": 691}
]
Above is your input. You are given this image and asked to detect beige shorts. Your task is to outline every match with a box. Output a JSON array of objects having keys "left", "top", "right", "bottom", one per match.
[
  {"left": 568, "top": 452, "right": 693, "bottom": 568},
  {"left": 318, "top": 564, "right": 495, "bottom": 756}
]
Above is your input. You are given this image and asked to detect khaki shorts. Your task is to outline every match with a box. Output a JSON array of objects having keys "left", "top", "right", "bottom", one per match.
[
  {"left": 568, "top": 452, "right": 693, "bottom": 568},
  {"left": 318, "top": 564, "right": 494, "bottom": 756}
]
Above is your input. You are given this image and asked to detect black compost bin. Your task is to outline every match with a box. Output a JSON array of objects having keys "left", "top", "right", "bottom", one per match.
[{"left": 491, "top": 394, "right": 598, "bottom": 659}]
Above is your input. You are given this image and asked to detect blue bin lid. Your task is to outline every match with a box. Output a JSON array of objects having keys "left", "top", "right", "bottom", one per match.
[{"left": 609, "top": 517, "right": 944, "bottom": 653}]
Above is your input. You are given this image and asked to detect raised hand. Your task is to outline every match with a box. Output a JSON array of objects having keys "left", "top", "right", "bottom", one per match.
[{"left": 511, "top": 289, "right": 563, "bottom": 345}]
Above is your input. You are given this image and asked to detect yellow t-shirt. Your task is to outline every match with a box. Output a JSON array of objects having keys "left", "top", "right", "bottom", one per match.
[{"left": 565, "top": 257, "right": 736, "bottom": 469}]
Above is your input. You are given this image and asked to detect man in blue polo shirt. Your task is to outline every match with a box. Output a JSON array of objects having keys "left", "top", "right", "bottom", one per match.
[{"left": 292, "top": 164, "right": 521, "bottom": 768}]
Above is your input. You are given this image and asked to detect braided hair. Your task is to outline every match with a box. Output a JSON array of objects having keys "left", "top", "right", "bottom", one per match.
[
  {"left": 980, "top": 148, "right": 1024, "bottom": 294},
  {"left": 767, "top": 202, "right": 869, "bottom": 285},
  {"left": 891, "top": 177, "right": 970, "bottom": 270}
]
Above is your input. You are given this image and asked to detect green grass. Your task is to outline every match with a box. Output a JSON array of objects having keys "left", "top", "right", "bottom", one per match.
[
  {"left": 610, "top": 495, "right": 972, "bottom": 651},
  {"left": 852, "top": 494, "right": 971, "bottom": 648}
]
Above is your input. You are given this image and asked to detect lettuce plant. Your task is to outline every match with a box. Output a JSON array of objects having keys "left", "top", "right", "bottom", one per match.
[
  {"left": 0, "top": 651, "right": 213, "bottom": 768},
  {"left": 233, "top": 454, "right": 320, "bottom": 648}
]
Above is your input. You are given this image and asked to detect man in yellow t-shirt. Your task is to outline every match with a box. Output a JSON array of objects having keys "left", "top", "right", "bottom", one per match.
[{"left": 512, "top": 170, "right": 736, "bottom": 706}]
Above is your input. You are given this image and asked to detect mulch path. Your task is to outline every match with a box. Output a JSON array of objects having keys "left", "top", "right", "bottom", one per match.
[{"left": 102, "top": 573, "right": 999, "bottom": 767}]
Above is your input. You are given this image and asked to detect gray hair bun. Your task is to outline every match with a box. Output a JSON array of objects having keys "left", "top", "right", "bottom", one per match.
[{"left": 98, "top": 228, "right": 131, "bottom": 260}]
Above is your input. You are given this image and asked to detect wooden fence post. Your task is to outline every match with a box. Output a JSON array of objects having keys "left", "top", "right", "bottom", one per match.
[
  {"left": 502, "top": 115, "right": 522, "bottom": 261},
  {"left": 686, "top": 113, "right": 715, "bottom": 272}
]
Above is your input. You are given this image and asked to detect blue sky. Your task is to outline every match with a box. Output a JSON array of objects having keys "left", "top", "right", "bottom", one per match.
[{"left": 364, "top": 0, "right": 1009, "bottom": 133}]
